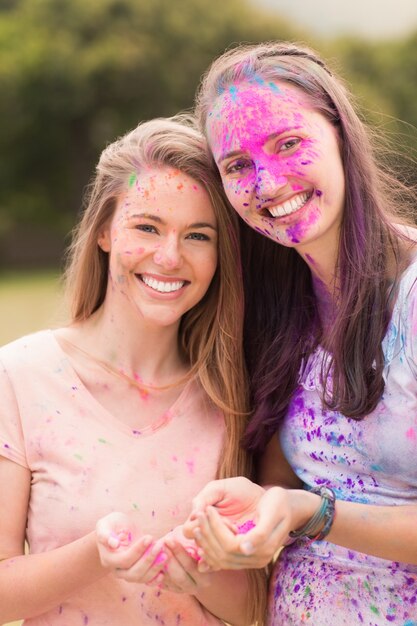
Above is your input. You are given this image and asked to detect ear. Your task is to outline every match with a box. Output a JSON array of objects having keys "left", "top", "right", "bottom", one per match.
[{"left": 97, "top": 224, "right": 111, "bottom": 252}]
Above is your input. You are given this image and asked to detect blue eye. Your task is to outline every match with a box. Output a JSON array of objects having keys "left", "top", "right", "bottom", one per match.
[
  {"left": 186, "top": 232, "right": 210, "bottom": 241},
  {"left": 136, "top": 224, "right": 157, "bottom": 233}
]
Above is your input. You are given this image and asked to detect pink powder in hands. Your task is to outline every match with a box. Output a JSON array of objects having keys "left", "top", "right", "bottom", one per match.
[
  {"left": 236, "top": 519, "right": 256, "bottom": 534},
  {"left": 153, "top": 551, "right": 167, "bottom": 565},
  {"left": 143, "top": 543, "right": 168, "bottom": 569},
  {"left": 185, "top": 546, "right": 201, "bottom": 561},
  {"left": 108, "top": 529, "right": 132, "bottom": 549}
]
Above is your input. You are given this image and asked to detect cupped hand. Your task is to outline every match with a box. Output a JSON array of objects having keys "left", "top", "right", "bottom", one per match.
[
  {"left": 146, "top": 528, "right": 212, "bottom": 594},
  {"left": 183, "top": 477, "right": 266, "bottom": 539},
  {"left": 95, "top": 511, "right": 168, "bottom": 584},
  {"left": 186, "top": 485, "right": 296, "bottom": 571}
]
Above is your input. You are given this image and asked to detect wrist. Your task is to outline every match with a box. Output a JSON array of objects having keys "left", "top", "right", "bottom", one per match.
[
  {"left": 288, "top": 489, "right": 320, "bottom": 530},
  {"left": 289, "top": 487, "right": 336, "bottom": 542}
]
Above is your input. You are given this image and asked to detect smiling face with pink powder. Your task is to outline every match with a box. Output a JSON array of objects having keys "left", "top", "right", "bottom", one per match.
[
  {"left": 98, "top": 165, "right": 218, "bottom": 330},
  {"left": 206, "top": 80, "right": 346, "bottom": 261}
]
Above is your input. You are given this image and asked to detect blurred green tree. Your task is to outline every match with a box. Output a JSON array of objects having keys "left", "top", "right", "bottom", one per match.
[
  {"left": 326, "top": 35, "right": 417, "bottom": 192},
  {"left": 0, "top": 0, "right": 294, "bottom": 265},
  {"left": 2, "top": 0, "right": 417, "bottom": 267}
]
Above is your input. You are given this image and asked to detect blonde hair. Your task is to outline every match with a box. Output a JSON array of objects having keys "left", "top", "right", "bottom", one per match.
[
  {"left": 64, "top": 115, "right": 267, "bottom": 623},
  {"left": 65, "top": 114, "right": 248, "bottom": 472}
]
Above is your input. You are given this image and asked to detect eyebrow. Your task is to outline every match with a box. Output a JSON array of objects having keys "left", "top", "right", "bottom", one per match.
[
  {"left": 218, "top": 128, "right": 296, "bottom": 163},
  {"left": 130, "top": 213, "right": 217, "bottom": 230},
  {"left": 189, "top": 222, "right": 218, "bottom": 231}
]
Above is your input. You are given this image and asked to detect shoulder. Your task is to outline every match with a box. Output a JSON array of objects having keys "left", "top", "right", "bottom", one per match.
[
  {"left": 394, "top": 246, "right": 417, "bottom": 303},
  {"left": 0, "top": 329, "right": 55, "bottom": 370}
]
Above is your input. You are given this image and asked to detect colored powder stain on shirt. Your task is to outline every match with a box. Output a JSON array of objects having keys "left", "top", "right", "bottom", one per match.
[
  {"left": 98, "top": 438, "right": 109, "bottom": 444},
  {"left": 371, "top": 463, "right": 383, "bottom": 471},
  {"left": 406, "top": 427, "right": 416, "bottom": 442},
  {"left": 370, "top": 604, "right": 380, "bottom": 615},
  {"left": 73, "top": 453, "right": 83, "bottom": 461},
  {"left": 3, "top": 443, "right": 10, "bottom": 448},
  {"left": 185, "top": 459, "right": 195, "bottom": 474}
]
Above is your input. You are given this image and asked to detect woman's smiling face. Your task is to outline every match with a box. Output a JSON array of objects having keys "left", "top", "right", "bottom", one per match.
[
  {"left": 206, "top": 80, "right": 345, "bottom": 255},
  {"left": 98, "top": 166, "right": 218, "bottom": 329}
]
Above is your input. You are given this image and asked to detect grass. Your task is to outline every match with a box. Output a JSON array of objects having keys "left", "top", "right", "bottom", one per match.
[
  {"left": 1, "top": 270, "right": 65, "bottom": 626},
  {"left": 0, "top": 269, "right": 67, "bottom": 346}
]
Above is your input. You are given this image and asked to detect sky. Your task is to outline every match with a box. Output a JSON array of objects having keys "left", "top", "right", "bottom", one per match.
[{"left": 255, "top": 0, "right": 417, "bottom": 40}]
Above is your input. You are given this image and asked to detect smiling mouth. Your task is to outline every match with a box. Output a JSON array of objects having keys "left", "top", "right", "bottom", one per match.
[
  {"left": 263, "top": 191, "right": 312, "bottom": 218},
  {"left": 140, "top": 275, "right": 187, "bottom": 294}
]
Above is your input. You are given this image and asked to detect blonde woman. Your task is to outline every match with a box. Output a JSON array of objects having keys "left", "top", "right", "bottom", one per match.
[{"left": 0, "top": 116, "right": 266, "bottom": 625}]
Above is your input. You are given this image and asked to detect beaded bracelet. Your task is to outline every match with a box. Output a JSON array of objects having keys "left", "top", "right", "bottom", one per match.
[{"left": 289, "top": 486, "right": 336, "bottom": 542}]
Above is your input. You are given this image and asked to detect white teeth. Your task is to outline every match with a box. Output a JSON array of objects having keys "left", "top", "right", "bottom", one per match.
[
  {"left": 141, "top": 276, "right": 185, "bottom": 293},
  {"left": 268, "top": 192, "right": 309, "bottom": 218}
]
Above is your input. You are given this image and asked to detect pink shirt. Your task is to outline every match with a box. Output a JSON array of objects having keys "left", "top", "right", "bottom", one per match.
[{"left": 0, "top": 330, "right": 225, "bottom": 625}]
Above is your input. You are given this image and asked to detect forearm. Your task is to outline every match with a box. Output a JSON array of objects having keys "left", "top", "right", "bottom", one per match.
[
  {"left": 194, "top": 569, "right": 253, "bottom": 626},
  {"left": 326, "top": 499, "right": 417, "bottom": 563},
  {"left": 289, "top": 489, "right": 417, "bottom": 564},
  {"left": 0, "top": 531, "right": 107, "bottom": 622}
]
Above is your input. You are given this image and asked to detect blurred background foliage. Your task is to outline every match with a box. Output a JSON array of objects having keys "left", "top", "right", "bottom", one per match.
[{"left": 0, "top": 0, "right": 417, "bottom": 270}]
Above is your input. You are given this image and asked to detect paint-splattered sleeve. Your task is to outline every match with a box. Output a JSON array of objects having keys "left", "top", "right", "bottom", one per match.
[
  {"left": 403, "top": 272, "right": 417, "bottom": 377},
  {"left": 0, "top": 359, "right": 28, "bottom": 468}
]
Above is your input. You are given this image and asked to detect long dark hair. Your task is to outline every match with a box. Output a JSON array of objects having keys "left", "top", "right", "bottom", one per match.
[{"left": 196, "top": 42, "right": 417, "bottom": 452}]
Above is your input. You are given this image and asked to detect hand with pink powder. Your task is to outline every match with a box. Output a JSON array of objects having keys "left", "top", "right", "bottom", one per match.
[
  {"left": 95, "top": 512, "right": 168, "bottom": 584},
  {"left": 144, "top": 524, "right": 214, "bottom": 594},
  {"left": 96, "top": 517, "right": 213, "bottom": 593},
  {"left": 184, "top": 478, "right": 316, "bottom": 571}
]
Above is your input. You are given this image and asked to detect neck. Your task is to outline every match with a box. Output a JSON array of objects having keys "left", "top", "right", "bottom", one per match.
[
  {"left": 298, "top": 245, "right": 339, "bottom": 330},
  {"left": 299, "top": 246, "right": 338, "bottom": 292},
  {"left": 64, "top": 302, "right": 187, "bottom": 385}
]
